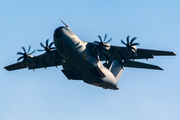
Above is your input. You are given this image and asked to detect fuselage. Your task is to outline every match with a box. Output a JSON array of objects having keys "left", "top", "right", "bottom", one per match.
[{"left": 53, "top": 26, "right": 119, "bottom": 90}]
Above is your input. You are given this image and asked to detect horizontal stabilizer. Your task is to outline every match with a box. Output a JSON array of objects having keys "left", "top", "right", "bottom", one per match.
[{"left": 122, "top": 60, "right": 163, "bottom": 70}]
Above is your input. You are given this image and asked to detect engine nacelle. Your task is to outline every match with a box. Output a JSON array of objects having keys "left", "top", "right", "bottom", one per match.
[{"left": 131, "top": 45, "right": 138, "bottom": 56}]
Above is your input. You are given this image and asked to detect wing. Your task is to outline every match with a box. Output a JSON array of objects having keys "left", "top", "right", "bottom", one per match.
[
  {"left": 4, "top": 50, "right": 63, "bottom": 71},
  {"left": 109, "top": 45, "right": 176, "bottom": 60},
  {"left": 87, "top": 43, "right": 175, "bottom": 61},
  {"left": 137, "top": 48, "right": 176, "bottom": 56},
  {"left": 87, "top": 43, "right": 175, "bottom": 70},
  {"left": 100, "top": 46, "right": 176, "bottom": 61}
]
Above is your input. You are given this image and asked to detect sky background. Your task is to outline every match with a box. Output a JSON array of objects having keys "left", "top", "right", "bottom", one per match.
[{"left": 1, "top": 0, "right": 180, "bottom": 120}]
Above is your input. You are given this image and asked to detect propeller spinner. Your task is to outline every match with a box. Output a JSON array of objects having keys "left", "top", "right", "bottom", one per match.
[
  {"left": 38, "top": 39, "right": 56, "bottom": 60},
  {"left": 37, "top": 39, "right": 55, "bottom": 53},
  {"left": 121, "top": 35, "right": 140, "bottom": 56},
  {"left": 17, "top": 46, "right": 36, "bottom": 62},
  {"left": 93, "top": 34, "right": 112, "bottom": 62}
]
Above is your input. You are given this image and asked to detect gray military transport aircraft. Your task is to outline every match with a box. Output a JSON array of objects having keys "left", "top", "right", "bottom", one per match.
[{"left": 4, "top": 20, "right": 176, "bottom": 90}]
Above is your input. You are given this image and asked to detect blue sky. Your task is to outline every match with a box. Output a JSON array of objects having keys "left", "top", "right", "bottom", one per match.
[{"left": 1, "top": 0, "right": 180, "bottom": 120}]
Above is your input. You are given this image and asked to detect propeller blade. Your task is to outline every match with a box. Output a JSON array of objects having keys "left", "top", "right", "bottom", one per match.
[
  {"left": 29, "top": 50, "right": 36, "bottom": 55},
  {"left": 93, "top": 34, "right": 111, "bottom": 61},
  {"left": 51, "top": 47, "right": 56, "bottom": 49},
  {"left": 130, "top": 37, "right": 137, "bottom": 44},
  {"left": 46, "top": 39, "right": 49, "bottom": 47},
  {"left": 121, "top": 40, "right": 126, "bottom": 45},
  {"left": 40, "top": 42, "right": 45, "bottom": 48},
  {"left": 105, "top": 38, "right": 112, "bottom": 43},
  {"left": 104, "top": 34, "right": 107, "bottom": 42},
  {"left": 98, "top": 35, "right": 102, "bottom": 42},
  {"left": 127, "top": 36, "right": 130, "bottom": 44},
  {"left": 37, "top": 49, "right": 45, "bottom": 52},
  {"left": 39, "top": 39, "right": 55, "bottom": 54},
  {"left": 131, "top": 43, "right": 140, "bottom": 46},
  {"left": 94, "top": 41, "right": 100, "bottom": 44},
  {"left": 27, "top": 45, "right": 31, "bottom": 53},
  {"left": 93, "top": 41, "right": 100, "bottom": 45},
  {"left": 17, "top": 56, "right": 24, "bottom": 62},
  {"left": 102, "top": 44, "right": 109, "bottom": 48},
  {"left": 17, "top": 52, "right": 24, "bottom": 55},
  {"left": 22, "top": 46, "right": 26, "bottom": 53},
  {"left": 49, "top": 42, "right": 54, "bottom": 48}
]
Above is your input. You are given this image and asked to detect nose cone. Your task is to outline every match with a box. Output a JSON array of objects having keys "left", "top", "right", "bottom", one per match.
[{"left": 54, "top": 27, "right": 64, "bottom": 38}]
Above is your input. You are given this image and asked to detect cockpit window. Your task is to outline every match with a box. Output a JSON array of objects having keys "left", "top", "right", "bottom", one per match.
[{"left": 64, "top": 27, "right": 68, "bottom": 31}]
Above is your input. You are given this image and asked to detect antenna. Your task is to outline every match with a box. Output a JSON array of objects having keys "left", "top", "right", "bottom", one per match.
[{"left": 61, "top": 20, "right": 68, "bottom": 27}]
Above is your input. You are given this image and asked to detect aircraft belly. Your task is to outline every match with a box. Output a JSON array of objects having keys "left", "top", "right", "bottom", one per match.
[
  {"left": 57, "top": 48, "right": 118, "bottom": 89},
  {"left": 64, "top": 55, "right": 118, "bottom": 89},
  {"left": 54, "top": 31, "right": 118, "bottom": 90},
  {"left": 61, "top": 52, "right": 97, "bottom": 81}
]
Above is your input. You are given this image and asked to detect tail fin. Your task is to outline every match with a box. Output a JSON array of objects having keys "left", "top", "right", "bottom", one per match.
[{"left": 109, "top": 60, "right": 124, "bottom": 82}]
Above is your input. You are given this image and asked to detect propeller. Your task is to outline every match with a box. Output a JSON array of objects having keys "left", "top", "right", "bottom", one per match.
[
  {"left": 121, "top": 35, "right": 140, "bottom": 51},
  {"left": 17, "top": 45, "right": 36, "bottom": 62},
  {"left": 37, "top": 39, "right": 55, "bottom": 53},
  {"left": 93, "top": 34, "right": 112, "bottom": 61}
]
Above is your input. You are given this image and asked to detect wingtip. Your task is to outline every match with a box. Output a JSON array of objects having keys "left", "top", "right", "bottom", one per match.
[
  {"left": 172, "top": 52, "right": 176, "bottom": 56},
  {"left": 156, "top": 66, "right": 163, "bottom": 71},
  {"left": 160, "top": 67, "right": 164, "bottom": 71},
  {"left": 4, "top": 66, "right": 9, "bottom": 71}
]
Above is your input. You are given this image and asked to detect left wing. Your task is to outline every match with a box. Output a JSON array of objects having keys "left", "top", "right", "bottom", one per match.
[
  {"left": 87, "top": 42, "right": 175, "bottom": 70},
  {"left": 4, "top": 50, "right": 63, "bottom": 71},
  {"left": 87, "top": 42, "right": 176, "bottom": 61},
  {"left": 109, "top": 45, "right": 176, "bottom": 60}
]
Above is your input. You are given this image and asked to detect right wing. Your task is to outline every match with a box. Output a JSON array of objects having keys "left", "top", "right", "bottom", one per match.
[
  {"left": 87, "top": 43, "right": 176, "bottom": 61},
  {"left": 110, "top": 45, "right": 176, "bottom": 60},
  {"left": 4, "top": 50, "right": 63, "bottom": 71}
]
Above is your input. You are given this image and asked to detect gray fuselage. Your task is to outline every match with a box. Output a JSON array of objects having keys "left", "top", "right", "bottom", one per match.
[{"left": 53, "top": 26, "right": 119, "bottom": 90}]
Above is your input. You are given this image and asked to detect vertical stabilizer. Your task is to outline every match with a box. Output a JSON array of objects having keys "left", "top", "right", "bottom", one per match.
[{"left": 109, "top": 60, "right": 124, "bottom": 82}]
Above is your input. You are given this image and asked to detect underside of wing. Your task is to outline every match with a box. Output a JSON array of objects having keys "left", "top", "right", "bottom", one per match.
[
  {"left": 4, "top": 62, "right": 27, "bottom": 71},
  {"left": 86, "top": 43, "right": 176, "bottom": 61},
  {"left": 28, "top": 50, "right": 63, "bottom": 70},
  {"left": 110, "top": 46, "right": 153, "bottom": 60},
  {"left": 4, "top": 50, "right": 63, "bottom": 71},
  {"left": 109, "top": 45, "right": 176, "bottom": 60},
  {"left": 137, "top": 48, "right": 176, "bottom": 56}
]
